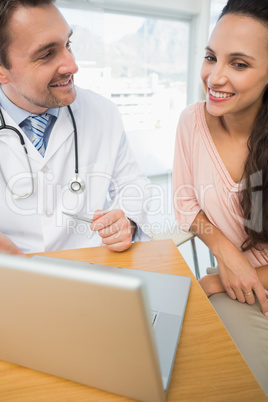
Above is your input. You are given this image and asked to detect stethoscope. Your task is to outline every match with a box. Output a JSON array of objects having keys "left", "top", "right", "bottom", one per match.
[{"left": 0, "top": 105, "right": 85, "bottom": 199}]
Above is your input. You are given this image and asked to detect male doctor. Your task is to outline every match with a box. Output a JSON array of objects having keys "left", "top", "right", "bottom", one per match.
[{"left": 0, "top": 0, "right": 151, "bottom": 254}]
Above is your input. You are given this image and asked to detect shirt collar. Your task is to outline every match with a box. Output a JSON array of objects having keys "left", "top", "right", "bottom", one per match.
[{"left": 0, "top": 87, "right": 59, "bottom": 125}]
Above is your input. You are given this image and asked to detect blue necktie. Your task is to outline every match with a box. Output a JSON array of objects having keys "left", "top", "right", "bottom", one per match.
[{"left": 28, "top": 113, "right": 49, "bottom": 156}]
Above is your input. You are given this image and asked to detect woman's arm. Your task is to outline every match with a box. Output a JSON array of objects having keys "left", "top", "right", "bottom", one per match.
[
  {"left": 191, "top": 211, "right": 268, "bottom": 316},
  {"left": 172, "top": 105, "right": 267, "bottom": 315},
  {"left": 256, "top": 265, "right": 268, "bottom": 289}
]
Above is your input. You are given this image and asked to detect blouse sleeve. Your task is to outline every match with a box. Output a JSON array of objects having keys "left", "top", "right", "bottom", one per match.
[{"left": 173, "top": 104, "right": 201, "bottom": 231}]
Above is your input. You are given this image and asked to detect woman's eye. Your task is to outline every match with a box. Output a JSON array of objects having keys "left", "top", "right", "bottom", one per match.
[
  {"left": 233, "top": 62, "right": 248, "bottom": 69},
  {"left": 204, "top": 55, "right": 216, "bottom": 62}
]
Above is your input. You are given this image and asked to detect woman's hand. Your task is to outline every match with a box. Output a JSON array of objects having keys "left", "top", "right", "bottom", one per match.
[
  {"left": 215, "top": 239, "right": 268, "bottom": 315},
  {"left": 190, "top": 212, "right": 268, "bottom": 316},
  {"left": 199, "top": 258, "right": 268, "bottom": 316}
]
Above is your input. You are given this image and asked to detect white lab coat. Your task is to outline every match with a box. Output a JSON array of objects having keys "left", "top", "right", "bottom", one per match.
[{"left": 0, "top": 87, "right": 152, "bottom": 253}]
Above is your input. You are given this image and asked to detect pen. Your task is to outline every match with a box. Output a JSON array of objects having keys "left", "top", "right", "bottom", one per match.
[{"left": 62, "top": 211, "right": 94, "bottom": 223}]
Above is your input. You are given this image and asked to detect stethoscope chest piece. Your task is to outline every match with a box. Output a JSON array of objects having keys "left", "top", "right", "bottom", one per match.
[{"left": 69, "top": 175, "right": 85, "bottom": 194}]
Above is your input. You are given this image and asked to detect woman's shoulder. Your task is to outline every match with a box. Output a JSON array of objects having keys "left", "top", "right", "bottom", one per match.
[
  {"left": 177, "top": 101, "right": 205, "bottom": 140},
  {"left": 179, "top": 101, "right": 205, "bottom": 123}
]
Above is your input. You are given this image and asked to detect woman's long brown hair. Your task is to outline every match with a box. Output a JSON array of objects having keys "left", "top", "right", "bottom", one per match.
[{"left": 219, "top": 0, "right": 268, "bottom": 251}]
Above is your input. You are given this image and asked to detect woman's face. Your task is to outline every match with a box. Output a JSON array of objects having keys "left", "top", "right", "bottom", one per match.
[{"left": 201, "top": 13, "right": 268, "bottom": 119}]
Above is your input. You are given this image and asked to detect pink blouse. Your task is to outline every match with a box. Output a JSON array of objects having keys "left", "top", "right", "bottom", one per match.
[{"left": 173, "top": 102, "right": 268, "bottom": 267}]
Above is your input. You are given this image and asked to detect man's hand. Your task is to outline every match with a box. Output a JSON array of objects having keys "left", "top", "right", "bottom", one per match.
[
  {"left": 90, "top": 209, "right": 136, "bottom": 252},
  {"left": 0, "top": 233, "right": 25, "bottom": 256}
]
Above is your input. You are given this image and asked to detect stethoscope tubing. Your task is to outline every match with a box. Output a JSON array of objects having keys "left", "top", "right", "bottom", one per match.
[
  {"left": 0, "top": 105, "right": 85, "bottom": 198},
  {"left": 67, "top": 105, "right": 78, "bottom": 175}
]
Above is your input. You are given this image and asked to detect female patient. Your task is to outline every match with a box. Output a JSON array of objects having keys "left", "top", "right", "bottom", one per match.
[{"left": 173, "top": 0, "right": 268, "bottom": 394}]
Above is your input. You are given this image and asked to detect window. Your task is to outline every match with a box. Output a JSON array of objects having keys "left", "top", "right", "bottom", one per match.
[
  {"left": 209, "top": 0, "right": 228, "bottom": 33},
  {"left": 60, "top": 7, "right": 190, "bottom": 176}
]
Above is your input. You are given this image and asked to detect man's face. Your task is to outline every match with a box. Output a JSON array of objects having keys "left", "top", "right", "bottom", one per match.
[{"left": 0, "top": 3, "right": 78, "bottom": 114}]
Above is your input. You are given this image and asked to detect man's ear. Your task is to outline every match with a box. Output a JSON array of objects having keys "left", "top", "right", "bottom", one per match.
[{"left": 0, "top": 66, "right": 10, "bottom": 84}]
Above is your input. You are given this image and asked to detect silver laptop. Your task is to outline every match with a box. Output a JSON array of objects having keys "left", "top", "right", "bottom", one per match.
[{"left": 0, "top": 253, "right": 191, "bottom": 402}]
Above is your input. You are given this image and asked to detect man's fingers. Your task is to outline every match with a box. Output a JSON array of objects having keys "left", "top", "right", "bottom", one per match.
[
  {"left": 107, "top": 241, "right": 132, "bottom": 252},
  {"left": 98, "top": 219, "right": 130, "bottom": 239},
  {"left": 90, "top": 209, "right": 133, "bottom": 252},
  {"left": 91, "top": 210, "right": 124, "bottom": 231}
]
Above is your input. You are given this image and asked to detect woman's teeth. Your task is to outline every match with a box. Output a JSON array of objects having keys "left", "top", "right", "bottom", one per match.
[{"left": 210, "top": 89, "right": 234, "bottom": 98}]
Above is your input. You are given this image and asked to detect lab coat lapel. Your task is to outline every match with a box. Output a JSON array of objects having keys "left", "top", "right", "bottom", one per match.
[
  {"left": 43, "top": 106, "right": 75, "bottom": 162},
  {"left": 0, "top": 104, "right": 76, "bottom": 166},
  {"left": 0, "top": 108, "right": 58, "bottom": 165},
  {"left": 0, "top": 108, "right": 31, "bottom": 158}
]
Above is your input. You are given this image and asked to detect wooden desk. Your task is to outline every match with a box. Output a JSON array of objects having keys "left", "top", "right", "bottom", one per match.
[{"left": 0, "top": 240, "right": 266, "bottom": 402}]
